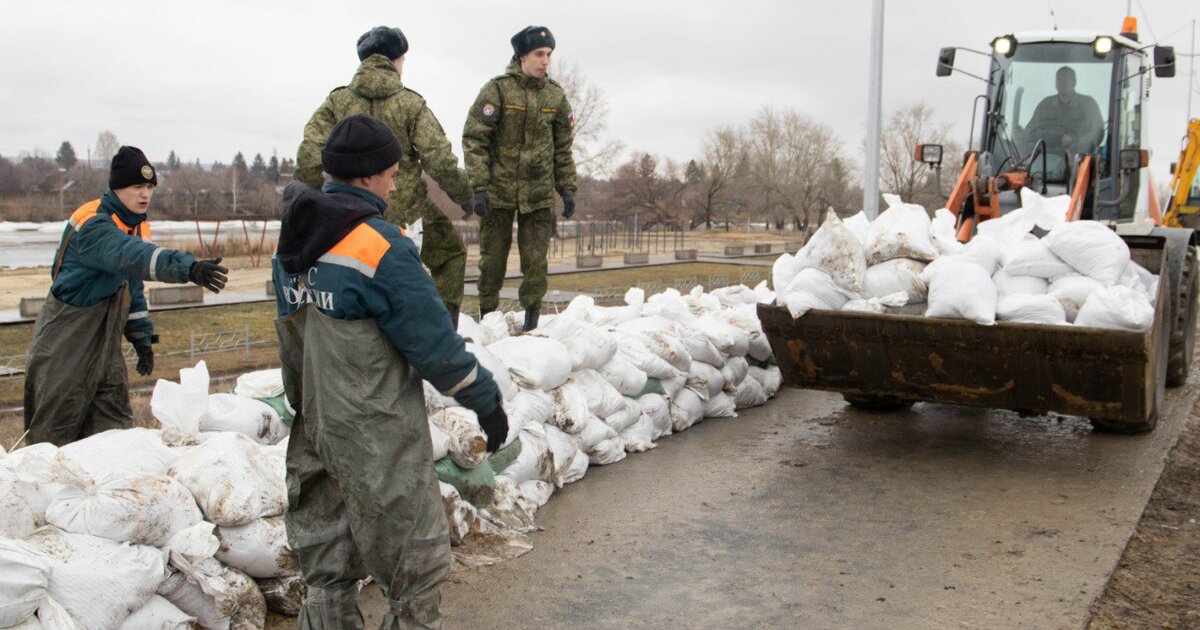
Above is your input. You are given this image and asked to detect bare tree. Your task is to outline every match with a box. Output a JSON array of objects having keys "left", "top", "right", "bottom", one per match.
[
  {"left": 606, "top": 152, "right": 690, "bottom": 227},
  {"left": 695, "top": 125, "right": 749, "bottom": 229},
  {"left": 877, "top": 102, "right": 956, "bottom": 208},
  {"left": 554, "top": 61, "right": 625, "bottom": 180},
  {"left": 95, "top": 131, "right": 120, "bottom": 165}
]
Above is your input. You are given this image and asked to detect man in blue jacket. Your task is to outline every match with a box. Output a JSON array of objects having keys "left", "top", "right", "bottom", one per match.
[
  {"left": 273, "top": 114, "right": 508, "bottom": 629},
  {"left": 23, "top": 146, "right": 227, "bottom": 446}
]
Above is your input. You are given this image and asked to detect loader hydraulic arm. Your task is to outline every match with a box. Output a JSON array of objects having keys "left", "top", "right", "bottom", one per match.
[{"left": 1164, "top": 119, "right": 1200, "bottom": 226}]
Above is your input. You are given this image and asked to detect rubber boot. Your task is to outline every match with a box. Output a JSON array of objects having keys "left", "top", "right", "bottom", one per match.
[
  {"left": 479, "top": 306, "right": 495, "bottom": 319},
  {"left": 446, "top": 304, "right": 460, "bottom": 332},
  {"left": 523, "top": 305, "right": 540, "bottom": 332}
]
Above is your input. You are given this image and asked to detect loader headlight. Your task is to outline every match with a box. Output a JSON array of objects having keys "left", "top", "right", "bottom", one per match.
[
  {"left": 992, "top": 36, "right": 1016, "bottom": 58},
  {"left": 1093, "top": 36, "right": 1113, "bottom": 57}
]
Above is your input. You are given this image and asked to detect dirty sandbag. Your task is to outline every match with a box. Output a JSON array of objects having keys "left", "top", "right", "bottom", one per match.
[
  {"left": 575, "top": 416, "right": 618, "bottom": 451},
  {"left": 466, "top": 342, "right": 518, "bottom": 402},
  {"left": 795, "top": 209, "right": 867, "bottom": 292},
  {"left": 487, "top": 336, "right": 573, "bottom": 391},
  {"left": 519, "top": 480, "right": 553, "bottom": 509},
  {"left": 479, "top": 476, "right": 539, "bottom": 533},
  {"left": 996, "top": 293, "right": 1067, "bottom": 325},
  {"left": 992, "top": 268, "right": 1048, "bottom": 295},
  {"left": 0, "top": 467, "right": 42, "bottom": 540},
  {"left": 498, "top": 423, "right": 555, "bottom": 486},
  {"left": 598, "top": 353, "right": 649, "bottom": 397},
  {"left": 692, "top": 313, "right": 751, "bottom": 357},
  {"left": 602, "top": 397, "right": 642, "bottom": 433},
  {"left": 202, "top": 394, "right": 288, "bottom": 445},
  {"left": 0, "top": 537, "right": 49, "bottom": 628},
  {"left": 430, "top": 407, "right": 488, "bottom": 469},
  {"left": 670, "top": 388, "right": 706, "bottom": 432},
  {"left": 422, "top": 381, "right": 457, "bottom": 416},
  {"left": 169, "top": 432, "right": 286, "bottom": 527},
  {"left": 866, "top": 195, "right": 938, "bottom": 265},
  {"left": 704, "top": 392, "right": 738, "bottom": 418},
  {"left": 531, "top": 315, "right": 618, "bottom": 371},
  {"left": 636, "top": 393, "right": 673, "bottom": 440},
  {"left": 543, "top": 425, "right": 588, "bottom": 485},
  {"left": 429, "top": 420, "right": 451, "bottom": 461},
  {"left": 548, "top": 382, "right": 595, "bottom": 435},
  {"left": 685, "top": 285, "right": 723, "bottom": 317},
  {"left": 710, "top": 284, "right": 758, "bottom": 307},
  {"left": 618, "top": 414, "right": 658, "bottom": 453},
  {"left": 162, "top": 522, "right": 266, "bottom": 630},
  {"left": 1043, "top": 220, "right": 1130, "bottom": 286},
  {"left": 611, "top": 331, "right": 684, "bottom": 381},
  {"left": 46, "top": 472, "right": 203, "bottom": 547},
  {"left": 505, "top": 389, "right": 553, "bottom": 437},
  {"left": 863, "top": 259, "right": 927, "bottom": 303},
  {"left": 1047, "top": 275, "right": 1104, "bottom": 322},
  {"left": 571, "top": 370, "right": 627, "bottom": 419},
  {"left": 152, "top": 361, "right": 211, "bottom": 447},
  {"left": 1074, "top": 286, "right": 1155, "bottom": 331},
  {"left": 1000, "top": 237, "right": 1076, "bottom": 279},
  {"left": 256, "top": 576, "right": 306, "bottom": 618},
  {"left": 58, "top": 427, "right": 179, "bottom": 483},
  {"left": 660, "top": 374, "right": 688, "bottom": 398},
  {"left": 923, "top": 260, "right": 998, "bottom": 325},
  {"left": 842, "top": 291, "right": 908, "bottom": 314},
  {"left": 679, "top": 324, "right": 725, "bottom": 366},
  {"left": 215, "top": 516, "right": 298, "bottom": 579},
  {"left": 721, "top": 356, "right": 750, "bottom": 392},
  {"left": 687, "top": 361, "right": 725, "bottom": 399},
  {"left": 618, "top": 327, "right": 691, "bottom": 373},
  {"left": 24, "top": 527, "right": 165, "bottom": 630},
  {"left": 8, "top": 596, "right": 77, "bottom": 630},
  {"left": 439, "top": 482, "right": 479, "bottom": 546},
  {"left": 118, "top": 595, "right": 195, "bottom": 630},
  {"left": 734, "top": 377, "right": 769, "bottom": 409},
  {"left": 587, "top": 438, "right": 627, "bottom": 466},
  {"left": 232, "top": 369, "right": 284, "bottom": 400}
]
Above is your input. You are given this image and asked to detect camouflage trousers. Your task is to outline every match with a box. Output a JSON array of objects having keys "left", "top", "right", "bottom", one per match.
[
  {"left": 391, "top": 201, "right": 466, "bottom": 310},
  {"left": 477, "top": 207, "right": 553, "bottom": 311}
]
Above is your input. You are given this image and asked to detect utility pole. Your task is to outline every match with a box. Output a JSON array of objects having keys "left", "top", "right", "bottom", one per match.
[{"left": 863, "top": 0, "right": 885, "bottom": 219}]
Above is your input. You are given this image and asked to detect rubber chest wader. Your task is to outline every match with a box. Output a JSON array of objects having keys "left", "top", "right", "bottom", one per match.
[{"left": 277, "top": 304, "right": 451, "bottom": 630}]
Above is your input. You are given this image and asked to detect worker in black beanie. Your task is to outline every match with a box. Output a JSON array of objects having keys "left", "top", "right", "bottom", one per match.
[{"left": 24, "top": 146, "right": 227, "bottom": 445}]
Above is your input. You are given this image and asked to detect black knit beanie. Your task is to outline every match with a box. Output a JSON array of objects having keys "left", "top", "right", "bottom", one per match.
[
  {"left": 511, "top": 26, "right": 556, "bottom": 58},
  {"left": 321, "top": 114, "right": 403, "bottom": 180},
  {"left": 357, "top": 26, "right": 408, "bottom": 61},
  {"left": 109, "top": 146, "right": 157, "bottom": 189}
]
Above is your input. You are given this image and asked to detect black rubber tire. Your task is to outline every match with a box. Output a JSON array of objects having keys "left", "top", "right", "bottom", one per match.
[
  {"left": 842, "top": 394, "right": 915, "bottom": 411},
  {"left": 1167, "top": 246, "right": 1199, "bottom": 387}
]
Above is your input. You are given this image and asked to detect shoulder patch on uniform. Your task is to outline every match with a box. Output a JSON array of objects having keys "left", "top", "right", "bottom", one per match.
[
  {"left": 481, "top": 102, "right": 497, "bottom": 118},
  {"left": 319, "top": 222, "right": 392, "bottom": 279}
]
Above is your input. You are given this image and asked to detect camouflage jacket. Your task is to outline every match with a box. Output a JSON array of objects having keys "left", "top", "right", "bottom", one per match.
[
  {"left": 296, "top": 54, "right": 472, "bottom": 225},
  {"left": 462, "top": 60, "right": 577, "bottom": 213}
]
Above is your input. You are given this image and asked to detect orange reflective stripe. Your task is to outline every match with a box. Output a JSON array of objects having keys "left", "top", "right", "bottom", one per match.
[
  {"left": 322, "top": 223, "right": 391, "bottom": 276},
  {"left": 68, "top": 200, "right": 102, "bottom": 229}
]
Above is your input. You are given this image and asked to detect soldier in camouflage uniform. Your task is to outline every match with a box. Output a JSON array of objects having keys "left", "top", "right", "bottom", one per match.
[
  {"left": 297, "top": 26, "right": 473, "bottom": 326},
  {"left": 463, "top": 25, "right": 578, "bottom": 331}
]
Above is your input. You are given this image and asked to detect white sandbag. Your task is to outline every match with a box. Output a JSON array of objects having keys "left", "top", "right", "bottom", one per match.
[
  {"left": 215, "top": 517, "right": 297, "bottom": 579},
  {"left": 422, "top": 381, "right": 457, "bottom": 415},
  {"left": 923, "top": 261, "right": 998, "bottom": 325},
  {"left": 704, "top": 392, "right": 738, "bottom": 418},
  {"left": 201, "top": 394, "right": 288, "bottom": 445},
  {"left": 161, "top": 523, "right": 265, "bottom": 630},
  {"left": 956, "top": 234, "right": 1004, "bottom": 274},
  {"left": 456, "top": 313, "right": 486, "bottom": 345},
  {"left": 9, "top": 596, "right": 77, "bottom": 630},
  {"left": 611, "top": 331, "right": 685, "bottom": 380},
  {"left": 780, "top": 268, "right": 856, "bottom": 318},
  {"left": 498, "top": 423, "right": 555, "bottom": 485},
  {"left": 575, "top": 416, "right": 618, "bottom": 451},
  {"left": 794, "top": 209, "right": 867, "bottom": 292},
  {"left": 519, "top": 480, "right": 554, "bottom": 509},
  {"left": 505, "top": 389, "right": 553, "bottom": 433},
  {"left": 0, "top": 468, "right": 42, "bottom": 539},
  {"left": 586, "top": 438, "right": 627, "bottom": 466},
  {"left": 717, "top": 304, "right": 766, "bottom": 345},
  {"left": 687, "top": 361, "right": 726, "bottom": 400},
  {"left": 24, "top": 527, "right": 165, "bottom": 630},
  {"left": 57, "top": 428, "right": 178, "bottom": 484},
  {"left": 753, "top": 280, "right": 777, "bottom": 305},
  {"left": 530, "top": 315, "right": 618, "bottom": 371},
  {"left": 863, "top": 259, "right": 928, "bottom": 302},
  {"left": 45, "top": 473, "right": 202, "bottom": 547},
  {"left": 616, "top": 325, "right": 691, "bottom": 373},
  {"left": 996, "top": 293, "right": 1067, "bottom": 325},
  {"left": 118, "top": 595, "right": 194, "bottom": 630},
  {"left": 1042, "top": 220, "right": 1130, "bottom": 286},
  {"left": 256, "top": 576, "right": 306, "bottom": 618},
  {"left": 428, "top": 421, "right": 451, "bottom": 462},
  {"left": 152, "top": 362, "right": 211, "bottom": 447},
  {"left": 636, "top": 394, "right": 673, "bottom": 440},
  {"left": 232, "top": 369, "right": 284, "bottom": 400},
  {"left": 1048, "top": 275, "right": 1105, "bottom": 322},
  {"left": 571, "top": 370, "right": 628, "bottom": 419},
  {"left": 597, "top": 354, "right": 648, "bottom": 397},
  {"left": 721, "top": 357, "right": 750, "bottom": 392},
  {"left": 0, "top": 538, "right": 49, "bottom": 628},
  {"left": 678, "top": 326, "right": 725, "bottom": 366},
  {"left": 168, "top": 432, "right": 286, "bottom": 527},
  {"left": 547, "top": 382, "right": 595, "bottom": 435},
  {"left": 976, "top": 206, "right": 1037, "bottom": 248},
  {"left": 692, "top": 314, "right": 752, "bottom": 357},
  {"left": 543, "top": 425, "right": 588, "bottom": 486},
  {"left": 439, "top": 482, "right": 478, "bottom": 546},
  {"left": 1126, "top": 261, "right": 1159, "bottom": 298},
  {"left": 1017, "top": 187, "right": 1069, "bottom": 232},
  {"left": 685, "top": 285, "right": 723, "bottom": 317},
  {"left": 866, "top": 195, "right": 939, "bottom": 264},
  {"left": 992, "top": 268, "right": 1049, "bottom": 295},
  {"left": 479, "top": 476, "right": 538, "bottom": 533},
  {"left": 660, "top": 374, "right": 687, "bottom": 398},
  {"left": 1001, "top": 238, "right": 1076, "bottom": 279},
  {"left": 734, "top": 377, "right": 769, "bottom": 409},
  {"left": 843, "top": 211, "right": 870, "bottom": 246},
  {"left": 602, "top": 398, "right": 642, "bottom": 434},
  {"left": 841, "top": 292, "right": 908, "bottom": 314},
  {"left": 466, "top": 342, "right": 518, "bottom": 402},
  {"left": 931, "top": 208, "right": 964, "bottom": 256},
  {"left": 1075, "top": 286, "right": 1155, "bottom": 331},
  {"left": 478, "top": 311, "right": 511, "bottom": 345},
  {"left": 762, "top": 366, "right": 783, "bottom": 397},
  {"left": 771, "top": 252, "right": 803, "bottom": 298},
  {"left": 486, "top": 336, "right": 572, "bottom": 391},
  {"left": 429, "top": 408, "right": 487, "bottom": 469},
  {"left": 642, "top": 288, "right": 694, "bottom": 322},
  {"left": 618, "top": 414, "right": 658, "bottom": 453},
  {"left": 669, "top": 388, "right": 706, "bottom": 432}
]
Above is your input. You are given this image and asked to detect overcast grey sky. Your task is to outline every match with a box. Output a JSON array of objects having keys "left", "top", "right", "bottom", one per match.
[{"left": 1, "top": 0, "right": 1196, "bottom": 178}]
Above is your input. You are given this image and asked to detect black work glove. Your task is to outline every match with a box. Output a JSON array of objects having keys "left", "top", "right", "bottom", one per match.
[
  {"left": 561, "top": 194, "right": 575, "bottom": 219},
  {"left": 133, "top": 341, "right": 154, "bottom": 376},
  {"left": 479, "top": 404, "right": 509, "bottom": 453},
  {"left": 189, "top": 257, "right": 228, "bottom": 293},
  {"left": 472, "top": 191, "right": 492, "bottom": 220}
]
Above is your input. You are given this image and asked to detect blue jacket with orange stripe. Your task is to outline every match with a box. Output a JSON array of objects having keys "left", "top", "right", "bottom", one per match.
[
  {"left": 51, "top": 190, "right": 195, "bottom": 344},
  {"left": 272, "top": 181, "right": 501, "bottom": 418}
]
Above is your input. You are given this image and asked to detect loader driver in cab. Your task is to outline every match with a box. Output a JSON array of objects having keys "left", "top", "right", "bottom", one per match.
[{"left": 1019, "top": 66, "right": 1105, "bottom": 158}]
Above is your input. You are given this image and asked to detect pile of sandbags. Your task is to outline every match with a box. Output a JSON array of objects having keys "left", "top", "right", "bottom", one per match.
[{"left": 774, "top": 189, "right": 1159, "bottom": 331}]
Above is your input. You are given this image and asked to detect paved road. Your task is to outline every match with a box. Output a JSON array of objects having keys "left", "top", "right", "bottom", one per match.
[{"left": 295, "top": 376, "right": 1200, "bottom": 629}]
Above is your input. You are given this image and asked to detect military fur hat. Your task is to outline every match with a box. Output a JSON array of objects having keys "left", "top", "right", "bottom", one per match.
[
  {"left": 109, "top": 146, "right": 156, "bottom": 190},
  {"left": 321, "top": 114, "right": 403, "bottom": 180},
  {"left": 357, "top": 26, "right": 408, "bottom": 61},
  {"left": 511, "top": 25, "right": 556, "bottom": 58}
]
